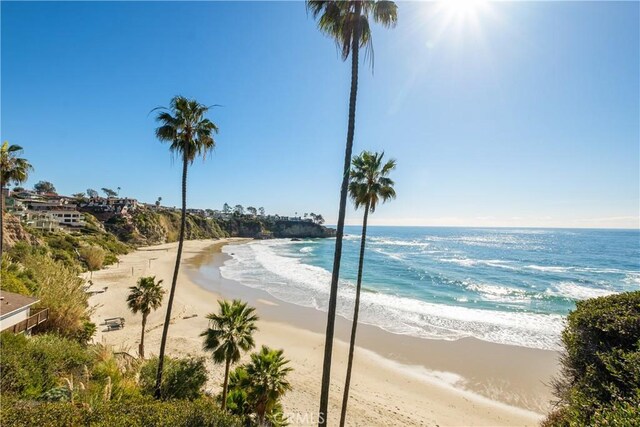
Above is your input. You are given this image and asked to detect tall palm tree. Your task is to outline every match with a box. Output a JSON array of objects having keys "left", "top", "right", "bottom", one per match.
[
  {"left": 340, "top": 151, "right": 396, "bottom": 426},
  {"left": 201, "top": 299, "right": 258, "bottom": 410},
  {"left": 126, "top": 276, "right": 165, "bottom": 358},
  {"left": 0, "top": 141, "right": 33, "bottom": 259},
  {"left": 244, "top": 346, "right": 292, "bottom": 425},
  {"left": 153, "top": 96, "right": 219, "bottom": 398},
  {"left": 306, "top": 1, "right": 398, "bottom": 423}
]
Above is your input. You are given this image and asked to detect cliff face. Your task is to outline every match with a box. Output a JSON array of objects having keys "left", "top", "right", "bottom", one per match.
[
  {"left": 89, "top": 207, "right": 334, "bottom": 246},
  {"left": 106, "top": 207, "right": 228, "bottom": 246},
  {"left": 270, "top": 220, "right": 335, "bottom": 238},
  {"left": 220, "top": 218, "right": 335, "bottom": 239},
  {"left": 221, "top": 218, "right": 264, "bottom": 238},
  {"left": 1, "top": 212, "right": 40, "bottom": 249}
]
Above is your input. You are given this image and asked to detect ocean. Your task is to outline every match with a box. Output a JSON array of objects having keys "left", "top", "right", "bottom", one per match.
[{"left": 219, "top": 227, "right": 640, "bottom": 350}]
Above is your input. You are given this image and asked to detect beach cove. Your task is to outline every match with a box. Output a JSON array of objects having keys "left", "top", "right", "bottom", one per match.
[{"left": 90, "top": 238, "right": 557, "bottom": 426}]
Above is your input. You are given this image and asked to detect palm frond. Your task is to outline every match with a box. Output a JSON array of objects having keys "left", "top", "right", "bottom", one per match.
[{"left": 349, "top": 150, "right": 398, "bottom": 213}]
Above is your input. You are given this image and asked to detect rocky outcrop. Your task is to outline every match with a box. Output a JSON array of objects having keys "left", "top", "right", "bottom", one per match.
[
  {"left": 270, "top": 220, "right": 335, "bottom": 238},
  {"left": 1, "top": 212, "right": 40, "bottom": 249},
  {"left": 220, "top": 218, "right": 335, "bottom": 239}
]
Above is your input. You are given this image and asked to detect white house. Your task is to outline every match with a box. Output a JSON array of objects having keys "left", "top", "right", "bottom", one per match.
[
  {"left": 23, "top": 211, "right": 61, "bottom": 231},
  {"left": 48, "top": 210, "right": 85, "bottom": 227},
  {"left": 0, "top": 291, "right": 48, "bottom": 334}
]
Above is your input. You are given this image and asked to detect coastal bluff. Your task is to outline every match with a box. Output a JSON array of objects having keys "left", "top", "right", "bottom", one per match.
[
  {"left": 222, "top": 217, "right": 336, "bottom": 239},
  {"left": 95, "top": 206, "right": 335, "bottom": 245}
]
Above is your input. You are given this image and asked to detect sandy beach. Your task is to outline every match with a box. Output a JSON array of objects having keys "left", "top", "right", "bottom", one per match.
[{"left": 89, "top": 239, "right": 557, "bottom": 426}]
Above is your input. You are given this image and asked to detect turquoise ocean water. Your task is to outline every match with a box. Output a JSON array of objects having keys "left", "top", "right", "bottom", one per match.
[{"left": 220, "top": 227, "right": 640, "bottom": 350}]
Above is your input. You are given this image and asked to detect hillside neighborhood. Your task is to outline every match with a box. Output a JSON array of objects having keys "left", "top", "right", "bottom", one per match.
[{"left": 3, "top": 186, "right": 326, "bottom": 235}]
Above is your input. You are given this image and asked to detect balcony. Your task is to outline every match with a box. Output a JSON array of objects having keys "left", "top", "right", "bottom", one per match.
[{"left": 5, "top": 308, "right": 49, "bottom": 334}]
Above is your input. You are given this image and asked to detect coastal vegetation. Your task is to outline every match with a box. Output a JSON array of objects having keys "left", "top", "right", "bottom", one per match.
[
  {"left": 127, "top": 276, "right": 165, "bottom": 358},
  {"left": 0, "top": 293, "right": 292, "bottom": 426},
  {"left": 139, "top": 356, "right": 208, "bottom": 400},
  {"left": 340, "top": 151, "right": 396, "bottom": 425},
  {"left": 201, "top": 299, "right": 258, "bottom": 410},
  {"left": 152, "top": 95, "right": 219, "bottom": 398},
  {"left": 2, "top": 242, "right": 94, "bottom": 342},
  {"left": 543, "top": 291, "right": 640, "bottom": 426},
  {"left": 306, "top": 0, "right": 398, "bottom": 422},
  {"left": 1, "top": 332, "right": 239, "bottom": 426},
  {"left": 225, "top": 346, "right": 292, "bottom": 426},
  {"left": 1, "top": 141, "right": 32, "bottom": 257}
]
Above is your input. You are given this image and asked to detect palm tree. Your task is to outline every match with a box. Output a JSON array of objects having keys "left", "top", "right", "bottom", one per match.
[
  {"left": 340, "top": 151, "right": 396, "bottom": 426},
  {"left": 153, "top": 96, "right": 219, "bottom": 398},
  {"left": 201, "top": 299, "right": 258, "bottom": 410},
  {"left": 126, "top": 276, "right": 165, "bottom": 359},
  {"left": 244, "top": 346, "right": 292, "bottom": 425},
  {"left": 1, "top": 141, "right": 33, "bottom": 259},
  {"left": 306, "top": 2, "right": 398, "bottom": 422}
]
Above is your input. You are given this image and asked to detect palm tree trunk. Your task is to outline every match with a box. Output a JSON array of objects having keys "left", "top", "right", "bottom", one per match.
[
  {"left": 154, "top": 153, "right": 188, "bottom": 399},
  {"left": 339, "top": 201, "right": 370, "bottom": 427},
  {"left": 140, "top": 313, "right": 147, "bottom": 359},
  {"left": 257, "top": 400, "right": 267, "bottom": 426},
  {"left": 222, "top": 358, "right": 231, "bottom": 410},
  {"left": 318, "top": 3, "right": 362, "bottom": 425}
]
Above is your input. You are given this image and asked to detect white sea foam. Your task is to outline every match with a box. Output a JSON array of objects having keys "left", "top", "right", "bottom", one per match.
[
  {"left": 526, "top": 265, "right": 570, "bottom": 273},
  {"left": 461, "top": 281, "right": 532, "bottom": 303},
  {"left": 372, "top": 248, "right": 406, "bottom": 261},
  {"left": 368, "top": 237, "right": 431, "bottom": 248},
  {"left": 220, "top": 241, "right": 565, "bottom": 350},
  {"left": 438, "top": 258, "right": 518, "bottom": 270},
  {"left": 546, "top": 282, "right": 616, "bottom": 300},
  {"left": 623, "top": 272, "right": 640, "bottom": 287}
]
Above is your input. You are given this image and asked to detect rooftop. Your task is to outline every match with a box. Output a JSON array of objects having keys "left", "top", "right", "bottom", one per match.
[{"left": 0, "top": 291, "right": 40, "bottom": 317}]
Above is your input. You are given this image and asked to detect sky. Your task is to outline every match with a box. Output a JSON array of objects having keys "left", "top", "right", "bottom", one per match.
[{"left": 2, "top": 1, "right": 638, "bottom": 228}]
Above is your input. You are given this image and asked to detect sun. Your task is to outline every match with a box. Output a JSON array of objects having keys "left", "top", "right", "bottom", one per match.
[{"left": 437, "top": 0, "right": 489, "bottom": 22}]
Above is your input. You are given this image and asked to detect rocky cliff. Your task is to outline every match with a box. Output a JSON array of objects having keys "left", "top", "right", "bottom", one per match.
[
  {"left": 270, "top": 220, "right": 335, "bottom": 238},
  {"left": 63, "top": 206, "right": 334, "bottom": 247},
  {"left": 219, "top": 217, "right": 335, "bottom": 239},
  {"left": 108, "top": 208, "right": 228, "bottom": 246},
  {"left": 1, "top": 212, "right": 40, "bottom": 249}
]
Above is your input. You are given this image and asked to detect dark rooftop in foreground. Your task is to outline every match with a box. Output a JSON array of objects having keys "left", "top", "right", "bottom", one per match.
[{"left": 0, "top": 291, "right": 40, "bottom": 316}]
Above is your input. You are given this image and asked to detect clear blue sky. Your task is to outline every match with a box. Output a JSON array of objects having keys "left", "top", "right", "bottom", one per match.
[{"left": 2, "top": 1, "right": 638, "bottom": 228}]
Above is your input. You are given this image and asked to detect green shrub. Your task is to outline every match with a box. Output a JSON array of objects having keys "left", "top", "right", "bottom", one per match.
[
  {"left": 0, "top": 259, "right": 38, "bottom": 295},
  {"left": 0, "top": 333, "right": 93, "bottom": 399},
  {"left": 23, "top": 253, "right": 90, "bottom": 338},
  {"left": 544, "top": 291, "right": 640, "bottom": 426},
  {"left": 79, "top": 244, "right": 105, "bottom": 273},
  {"left": 0, "top": 398, "right": 241, "bottom": 427},
  {"left": 139, "top": 356, "right": 208, "bottom": 400}
]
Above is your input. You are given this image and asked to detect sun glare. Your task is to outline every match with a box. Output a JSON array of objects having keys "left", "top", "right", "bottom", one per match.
[
  {"left": 423, "top": 0, "right": 495, "bottom": 45},
  {"left": 438, "top": 0, "right": 489, "bottom": 21}
]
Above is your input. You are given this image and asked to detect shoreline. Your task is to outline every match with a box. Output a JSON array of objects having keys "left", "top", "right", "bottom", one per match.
[{"left": 90, "top": 239, "right": 556, "bottom": 426}]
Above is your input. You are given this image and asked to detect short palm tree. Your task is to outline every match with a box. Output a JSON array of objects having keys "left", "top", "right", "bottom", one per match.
[
  {"left": 153, "top": 96, "right": 218, "bottom": 398},
  {"left": 0, "top": 141, "right": 33, "bottom": 258},
  {"left": 201, "top": 299, "right": 258, "bottom": 410},
  {"left": 126, "top": 276, "right": 165, "bottom": 359},
  {"left": 244, "top": 346, "right": 292, "bottom": 425},
  {"left": 306, "top": 2, "right": 398, "bottom": 422},
  {"left": 340, "top": 151, "right": 396, "bottom": 426}
]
